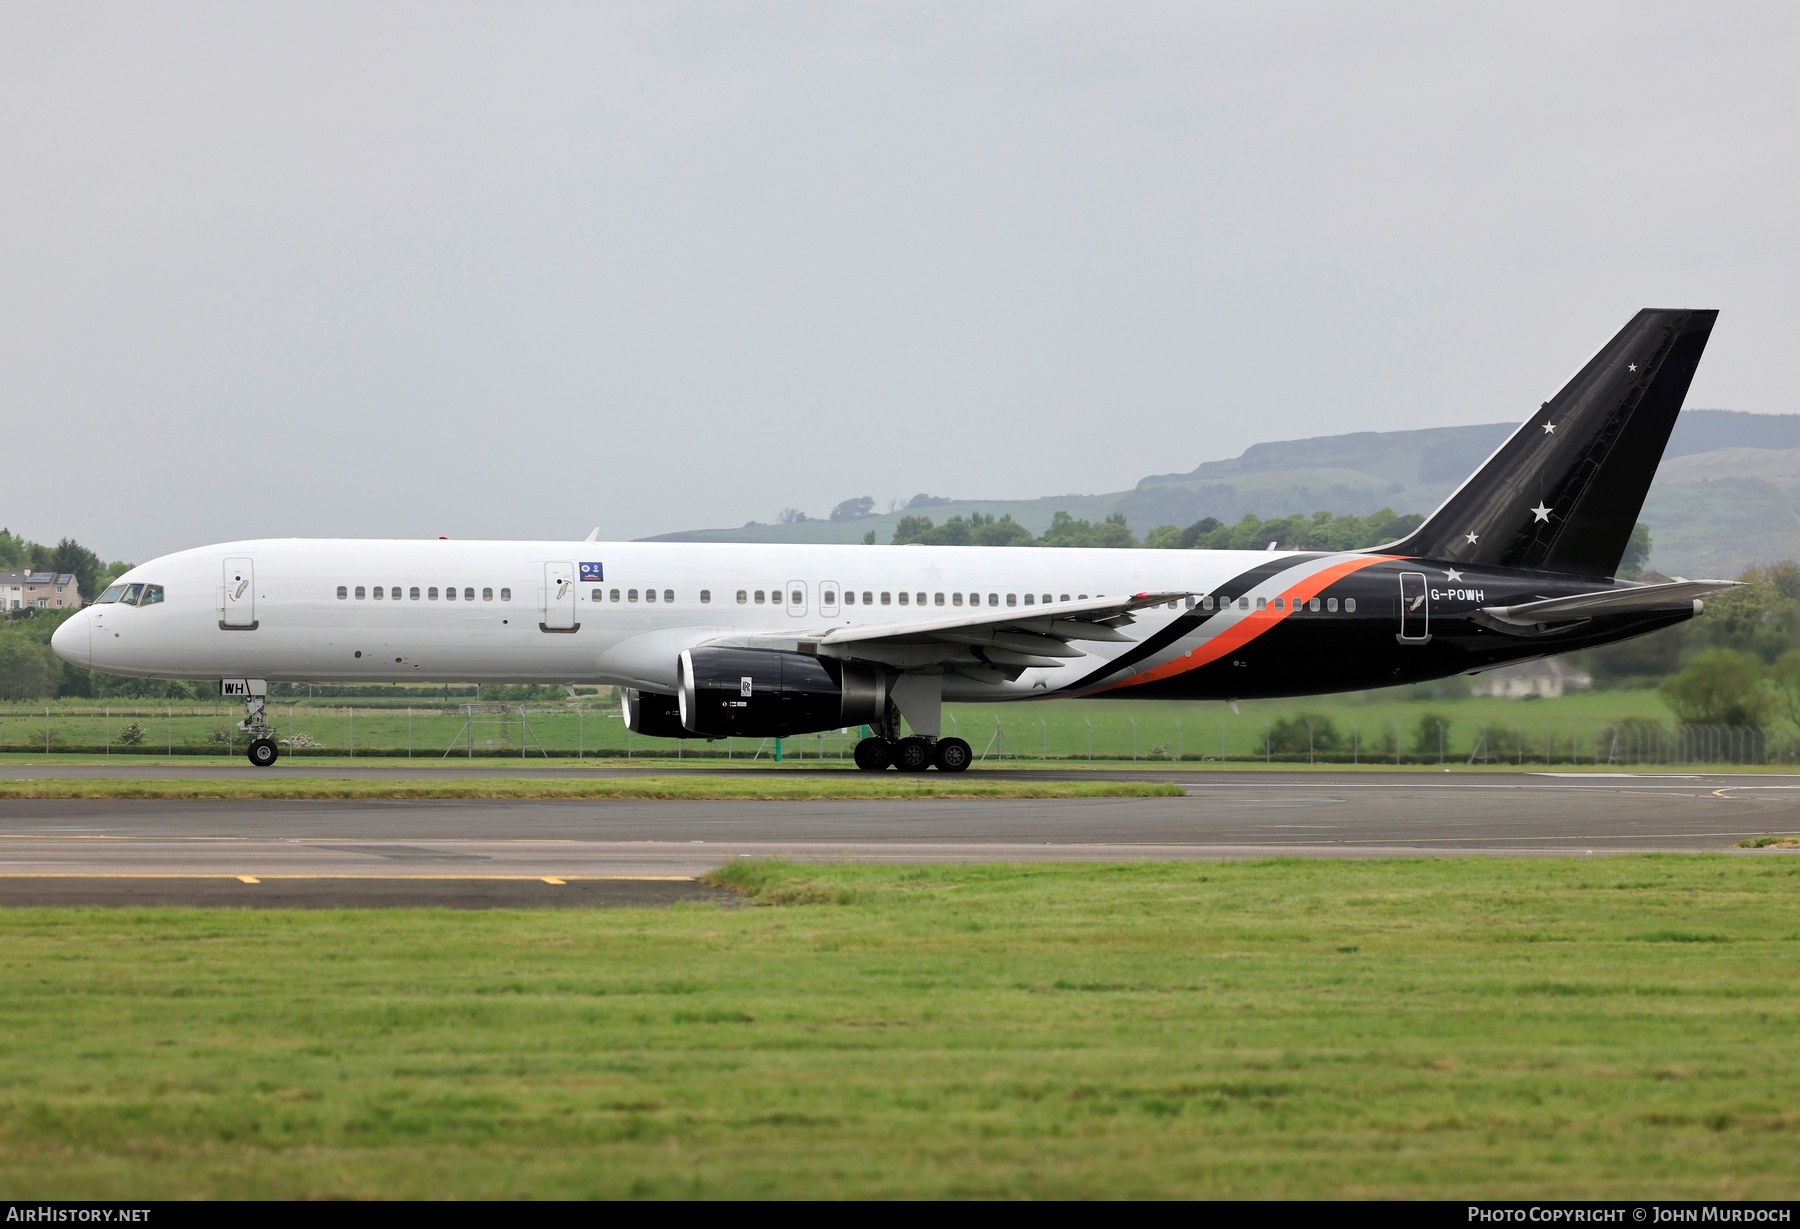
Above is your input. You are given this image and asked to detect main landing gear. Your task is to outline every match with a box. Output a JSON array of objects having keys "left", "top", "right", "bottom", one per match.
[{"left": 852, "top": 735, "right": 972, "bottom": 773}]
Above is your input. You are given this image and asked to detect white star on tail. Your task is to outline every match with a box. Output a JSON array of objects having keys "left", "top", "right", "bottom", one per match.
[
  {"left": 1531, "top": 502, "right": 1552, "bottom": 523},
  {"left": 1628, "top": 363, "right": 1638, "bottom": 372},
  {"left": 1464, "top": 532, "right": 1480, "bottom": 545},
  {"left": 1445, "top": 568, "right": 1464, "bottom": 582},
  {"left": 1542, "top": 422, "right": 1556, "bottom": 435}
]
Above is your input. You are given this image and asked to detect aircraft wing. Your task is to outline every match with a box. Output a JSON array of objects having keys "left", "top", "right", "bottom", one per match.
[
  {"left": 708, "top": 592, "right": 1190, "bottom": 678},
  {"left": 1481, "top": 579, "right": 1740, "bottom": 626}
]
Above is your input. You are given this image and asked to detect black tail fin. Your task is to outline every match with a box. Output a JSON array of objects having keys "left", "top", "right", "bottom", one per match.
[{"left": 1383, "top": 308, "right": 1718, "bottom": 577}]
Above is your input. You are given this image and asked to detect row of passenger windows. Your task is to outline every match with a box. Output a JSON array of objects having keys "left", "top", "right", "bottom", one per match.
[
  {"left": 338, "top": 585, "right": 511, "bottom": 602},
  {"left": 738, "top": 589, "right": 1095, "bottom": 607},
  {"left": 1205, "top": 595, "right": 1357, "bottom": 613},
  {"left": 593, "top": 588, "right": 699, "bottom": 604},
  {"left": 325, "top": 585, "right": 1358, "bottom": 613}
]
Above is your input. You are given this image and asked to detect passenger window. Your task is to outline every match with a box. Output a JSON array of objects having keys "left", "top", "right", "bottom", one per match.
[
  {"left": 845, "top": 591, "right": 856, "bottom": 605},
  {"left": 988, "top": 594, "right": 998, "bottom": 606},
  {"left": 1078, "top": 594, "right": 1088, "bottom": 601},
  {"left": 1271, "top": 598, "right": 1282, "bottom": 611},
  {"left": 1061, "top": 594, "right": 1071, "bottom": 603},
  {"left": 1238, "top": 597, "right": 1249, "bottom": 610},
  {"left": 355, "top": 586, "right": 366, "bottom": 600},
  {"left": 629, "top": 589, "right": 640, "bottom": 602},
  {"left": 1006, "top": 594, "right": 1016, "bottom": 607},
  {"left": 1257, "top": 597, "right": 1268, "bottom": 610},
  {"left": 665, "top": 590, "right": 675, "bottom": 603},
  {"left": 700, "top": 590, "right": 711, "bottom": 604},
  {"left": 1346, "top": 598, "right": 1357, "bottom": 613},
  {"left": 791, "top": 589, "right": 802, "bottom": 606},
  {"left": 409, "top": 586, "right": 420, "bottom": 600},
  {"left": 338, "top": 586, "right": 348, "bottom": 600},
  {"left": 1023, "top": 595, "right": 1035, "bottom": 606},
  {"left": 823, "top": 588, "right": 836, "bottom": 605},
  {"left": 610, "top": 589, "right": 620, "bottom": 602},
  {"left": 754, "top": 590, "right": 765, "bottom": 604},
  {"left": 428, "top": 587, "right": 438, "bottom": 600},
  {"left": 500, "top": 588, "right": 511, "bottom": 601},
  {"left": 645, "top": 589, "right": 657, "bottom": 603},
  {"left": 898, "top": 592, "right": 909, "bottom": 606},
  {"left": 1327, "top": 597, "right": 1339, "bottom": 612},
  {"left": 591, "top": 588, "right": 602, "bottom": 602},
  {"left": 374, "top": 587, "right": 384, "bottom": 600},
  {"left": 463, "top": 587, "right": 474, "bottom": 601},
  {"left": 445, "top": 586, "right": 457, "bottom": 601},
  {"left": 1309, "top": 597, "right": 1321, "bottom": 612},
  {"left": 935, "top": 593, "right": 945, "bottom": 606},
  {"left": 862, "top": 591, "right": 873, "bottom": 605},
  {"left": 1042, "top": 595, "right": 1051, "bottom": 604},
  {"left": 881, "top": 592, "right": 891, "bottom": 606},
  {"left": 140, "top": 585, "right": 164, "bottom": 606},
  {"left": 737, "top": 590, "right": 748, "bottom": 604},
  {"left": 952, "top": 593, "right": 964, "bottom": 607},
  {"left": 478, "top": 587, "right": 489, "bottom": 602}
]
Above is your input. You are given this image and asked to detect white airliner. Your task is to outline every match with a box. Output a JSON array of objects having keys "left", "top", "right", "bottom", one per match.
[{"left": 53, "top": 310, "right": 1733, "bottom": 771}]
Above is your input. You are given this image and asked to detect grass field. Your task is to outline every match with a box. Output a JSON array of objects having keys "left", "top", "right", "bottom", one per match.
[
  {"left": 1, "top": 858, "right": 1796, "bottom": 1198},
  {"left": 0, "top": 688, "right": 1748, "bottom": 766},
  {"left": 0, "top": 776, "right": 1183, "bottom": 800}
]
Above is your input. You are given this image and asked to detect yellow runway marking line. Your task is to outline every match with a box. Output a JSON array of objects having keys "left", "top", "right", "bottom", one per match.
[
  {"left": 542, "top": 877, "right": 566, "bottom": 885},
  {"left": 0, "top": 873, "right": 696, "bottom": 881}
]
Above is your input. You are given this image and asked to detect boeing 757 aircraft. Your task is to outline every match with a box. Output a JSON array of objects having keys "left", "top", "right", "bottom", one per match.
[{"left": 53, "top": 309, "right": 1731, "bottom": 771}]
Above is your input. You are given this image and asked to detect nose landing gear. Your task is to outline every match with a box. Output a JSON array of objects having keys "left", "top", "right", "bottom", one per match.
[{"left": 222, "top": 679, "right": 279, "bottom": 768}]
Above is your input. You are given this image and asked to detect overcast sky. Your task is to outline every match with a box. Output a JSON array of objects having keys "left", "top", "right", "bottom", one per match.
[{"left": 3, "top": 3, "right": 1796, "bottom": 562}]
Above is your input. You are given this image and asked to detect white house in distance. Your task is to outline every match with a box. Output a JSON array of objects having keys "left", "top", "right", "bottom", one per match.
[
  {"left": 0, "top": 571, "right": 80, "bottom": 611},
  {"left": 1469, "top": 657, "right": 1593, "bottom": 699}
]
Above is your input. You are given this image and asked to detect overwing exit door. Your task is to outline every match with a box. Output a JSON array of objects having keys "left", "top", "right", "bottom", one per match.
[
  {"left": 1398, "top": 571, "right": 1430, "bottom": 644},
  {"left": 542, "top": 562, "right": 578, "bottom": 632}
]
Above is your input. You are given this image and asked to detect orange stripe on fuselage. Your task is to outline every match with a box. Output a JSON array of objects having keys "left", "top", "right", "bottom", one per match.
[{"left": 1101, "top": 554, "right": 1399, "bottom": 692}]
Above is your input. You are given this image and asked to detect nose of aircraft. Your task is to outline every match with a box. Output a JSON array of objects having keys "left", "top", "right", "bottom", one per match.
[{"left": 51, "top": 610, "right": 90, "bottom": 668}]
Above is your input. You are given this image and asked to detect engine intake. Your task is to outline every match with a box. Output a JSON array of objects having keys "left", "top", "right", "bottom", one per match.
[{"left": 678, "top": 648, "right": 886, "bottom": 738}]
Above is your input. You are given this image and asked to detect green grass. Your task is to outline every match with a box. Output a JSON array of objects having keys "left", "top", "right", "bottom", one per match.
[
  {"left": 0, "top": 776, "right": 1182, "bottom": 801},
  {"left": 0, "top": 688, "right": 1718, "bottom": 766},
  {"left": 2, "top": 858, "right": 1798, "bottom": 1197}
]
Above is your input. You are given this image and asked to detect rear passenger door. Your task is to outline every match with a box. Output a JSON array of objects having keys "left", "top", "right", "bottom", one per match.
[{"left": 542, "top": 562, "right": 577, "bottom": 631}]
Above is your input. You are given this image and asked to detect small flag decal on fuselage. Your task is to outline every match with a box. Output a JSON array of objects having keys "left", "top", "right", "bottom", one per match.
[{"left": 579, "top": 562, "right": 604, "bottom": 582}]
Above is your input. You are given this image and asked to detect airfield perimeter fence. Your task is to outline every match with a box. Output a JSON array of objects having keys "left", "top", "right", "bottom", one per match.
[{"left": 0, "top": 703, "right": 1793, "bottom": 766}]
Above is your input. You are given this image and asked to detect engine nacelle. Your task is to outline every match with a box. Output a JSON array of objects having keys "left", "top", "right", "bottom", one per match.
[
  {"left": 620, "top": 688, "right": 689, "bottom": 739},
  {"left": 677, "top": 648, "right": 886, "bottom": 738}
]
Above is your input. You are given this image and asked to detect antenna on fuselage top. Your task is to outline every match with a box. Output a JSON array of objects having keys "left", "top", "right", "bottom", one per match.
[{"left": 584, "top": 527, "right": 600, "bottom": 542}]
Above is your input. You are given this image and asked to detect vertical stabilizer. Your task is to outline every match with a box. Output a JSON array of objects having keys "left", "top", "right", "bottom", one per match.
[{"left": 1383, "top": 309, "right": 1717, "bottom": 577}]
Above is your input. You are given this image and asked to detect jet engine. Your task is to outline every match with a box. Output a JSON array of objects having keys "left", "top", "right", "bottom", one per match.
[
  {"left": 620, "top": 688, "right": 689, "bottom": 739},
  {"left": 677, "top": 648, "right": 886, "bottom": 738}
]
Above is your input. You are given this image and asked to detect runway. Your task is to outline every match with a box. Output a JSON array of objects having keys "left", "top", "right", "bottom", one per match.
[{"left": 0, "top": 769, "right": 1796, "bottom": 905}]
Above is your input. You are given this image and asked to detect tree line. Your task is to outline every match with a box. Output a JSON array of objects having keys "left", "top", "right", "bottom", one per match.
[{"left": 884, "top": 507, "right": 1429, "bottom": 551}]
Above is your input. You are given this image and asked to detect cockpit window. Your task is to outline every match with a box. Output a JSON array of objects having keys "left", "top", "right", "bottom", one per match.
[
  {"left": 139, "top": 585, "right": 164, "bottom": 606},
  {"left": 121, "top": 583, "right": 144, "bottom": 606},
  {"left": 98, "top": 584, "right": 128, "bottom": 604}
]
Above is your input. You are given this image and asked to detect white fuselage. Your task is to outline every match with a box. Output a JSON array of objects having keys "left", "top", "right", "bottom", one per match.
[{"left": 55, "top": 537, "right": 1289, "bottom": 701}]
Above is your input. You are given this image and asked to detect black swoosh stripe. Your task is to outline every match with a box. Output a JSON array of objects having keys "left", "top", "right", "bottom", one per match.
[{"left": 1066, "top": 555, "right": 1325, "bottom": 691}]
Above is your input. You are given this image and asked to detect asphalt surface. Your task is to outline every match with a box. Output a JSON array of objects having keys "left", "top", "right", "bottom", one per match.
[{"left": 1, "top": 769, "right": 1795, "bottom": 906}]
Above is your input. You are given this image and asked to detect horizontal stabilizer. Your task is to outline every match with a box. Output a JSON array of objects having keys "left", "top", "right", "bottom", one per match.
[{"left": 1481, "top": 579, "right": 1739, "bottom": 626}]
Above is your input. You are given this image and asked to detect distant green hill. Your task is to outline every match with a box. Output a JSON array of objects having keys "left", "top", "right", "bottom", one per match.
[{"left": 645, "top": 409, "right": 1800, "bottom": 578}]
